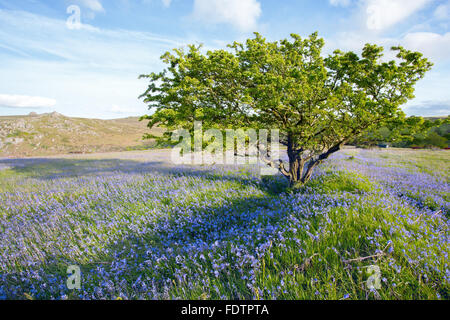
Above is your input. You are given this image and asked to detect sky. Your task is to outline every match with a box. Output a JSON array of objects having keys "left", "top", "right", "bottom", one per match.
[{"left": 0, "top": 0, "right": 449, "bottom": 119}]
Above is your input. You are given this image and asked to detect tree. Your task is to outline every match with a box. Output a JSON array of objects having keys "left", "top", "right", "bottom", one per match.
[
  {"left": 351, "top": 126, "right": 392, "bottom": 147},
  {"left": 140, "top": 33, "right": 432, "bottom": 188},
  {"left": 408, "top": 117, "right": 449, "bottom": 148},
  {"left": 422, "top": 132, "right": 448, "bottom": 149}
]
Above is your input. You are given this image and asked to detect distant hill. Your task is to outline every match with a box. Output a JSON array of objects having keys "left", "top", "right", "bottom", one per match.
[{"left": 0, "top": 112, "right": 163, "bottom": 157}]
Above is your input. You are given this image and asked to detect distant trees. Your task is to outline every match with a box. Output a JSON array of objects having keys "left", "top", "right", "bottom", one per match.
[
  {"left": 140, "top": 32, "right": 432, "bottom": 188},
  {"left": 409, "top": 117, "right": 449, "bottom": 148},
  {"left": 352, "top": 116, "right": 449, "bottom": 149},
  {"left": 419, "top": 132, "right": 448, "bottom": 149}
]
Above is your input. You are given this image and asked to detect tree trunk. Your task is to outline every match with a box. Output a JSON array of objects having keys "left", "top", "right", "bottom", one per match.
[
  {"left": 288, "top": 158, "right": 302, "bottom": 188},
  {"left": 285, "top": 141, "right": 344, "bottom": 190},
  {"left": 286, "top": 135, "right": 308, "bottom": 189},
  {"left": 287, "top": 158, "right": 314, "bottom": 189}
]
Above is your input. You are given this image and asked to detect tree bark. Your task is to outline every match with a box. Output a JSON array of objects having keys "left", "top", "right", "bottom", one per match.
[
  {"left": 286, "top": 141, "right": 345, "bottom": 189},
  {"left": 259, "top": 133, "right": 345, "bottom": 189},
  {"left": 286, "top": 134, "right": 302, "bottom": 188}
]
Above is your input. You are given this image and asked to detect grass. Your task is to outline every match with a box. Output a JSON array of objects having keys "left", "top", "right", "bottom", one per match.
[
  {"left": 0, "top": 148, "right": 448, "bottom": 300},
  {"left": 6, "top": 131, "right": 34, "bottom": 139},
  {"left": 300, "top": 170, "right": 376, "bottom": 194}
]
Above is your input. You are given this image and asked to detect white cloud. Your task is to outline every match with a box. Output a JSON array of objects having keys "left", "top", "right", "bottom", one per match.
[
  {"left": 327, "top": 30, "right": 450, "bottom": 63},
  {"left": 140, "top": 0, "right": 172, "bottom": 7},
  {"left": 329, "top": 0, "right": 351, "bottom": 7},
  {"left": 192, "top": 0, "right": 262, "bottom": 32},
  {"left": 325, "top": 29, "right": 450, "bottom": 117},
  {"left": 402, "top": 32, "right": 450, "bottom": 61},
  {"left": 404, "top": 100, "right": 450, "bottom": 116},
  {"left": 0, "top": 94, "right": 56, "bottom": 108},
  {"left": 365, "top": 0, "right": 432, "bottom": 31},
  {"left": 76, "top": 0, "right": 104, "bottom": 12},
  {"left": 434, "top": 2, "right": 450, "bottom": 20}
]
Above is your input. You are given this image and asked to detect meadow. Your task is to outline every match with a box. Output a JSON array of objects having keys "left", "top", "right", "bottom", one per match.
[{"left": 0, "top": 148, "right": 448, "bottom": 300}]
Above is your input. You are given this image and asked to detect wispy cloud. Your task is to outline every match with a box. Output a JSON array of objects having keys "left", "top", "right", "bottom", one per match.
[
  {"left": 404, "top": 100, "right": 450, "bottom": 116},
  {"left": 402, "top": 32, "right": 450, "bottom": 62},
  {"left": 364, "top": 0, "right": 433, "bottom": 31},
  {"left": 434, "top": 2, "right": 450, "bottom": 20},
  {"left": 0, "top": 9, "right": 188, "bottom": 118},
  {"left": 326, "top": 29, "right": 450, "bottom": 64},
  {"left": 140, "top": 0, "right": 173, "bottom": 8},
  {"left": 0, "top": 9, "right": 178, "bottom": 71},
  {"left": 192, "top": 0, "right": 262, "bottom": 32},
  {"left": 329, "top": 0, "right": 352, "bottom": 7},
  {"left": 0, "top": 94, "right": 56, "bottom": 108},
  {"left": 161, "top": 0, "right": 172, "bottom": 8},
  {"left": 76, "top": 0, "right": 104, "bottom": 12}
]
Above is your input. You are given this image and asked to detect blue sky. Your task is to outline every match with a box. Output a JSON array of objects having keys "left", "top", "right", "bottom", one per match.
[{"left": 0, "top": 0, "right": 449, "bottom": 119}]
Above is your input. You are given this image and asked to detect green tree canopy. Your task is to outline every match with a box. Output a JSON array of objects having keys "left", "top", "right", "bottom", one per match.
[{"left": 140, "top": 32, "right": 432, "bottom": 188}]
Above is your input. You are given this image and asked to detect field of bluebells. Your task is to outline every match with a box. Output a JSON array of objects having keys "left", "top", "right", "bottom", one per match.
[{"left": 0, "top": 148, "right": 448, "bottom": 300}]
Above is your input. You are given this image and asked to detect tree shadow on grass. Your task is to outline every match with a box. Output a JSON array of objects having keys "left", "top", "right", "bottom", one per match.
[
  {"left": 0, "top": 157, "right": 289, "bottom": 194},
  {"left": 0, "top": 160, "right": 290, "bottom": 298}
]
